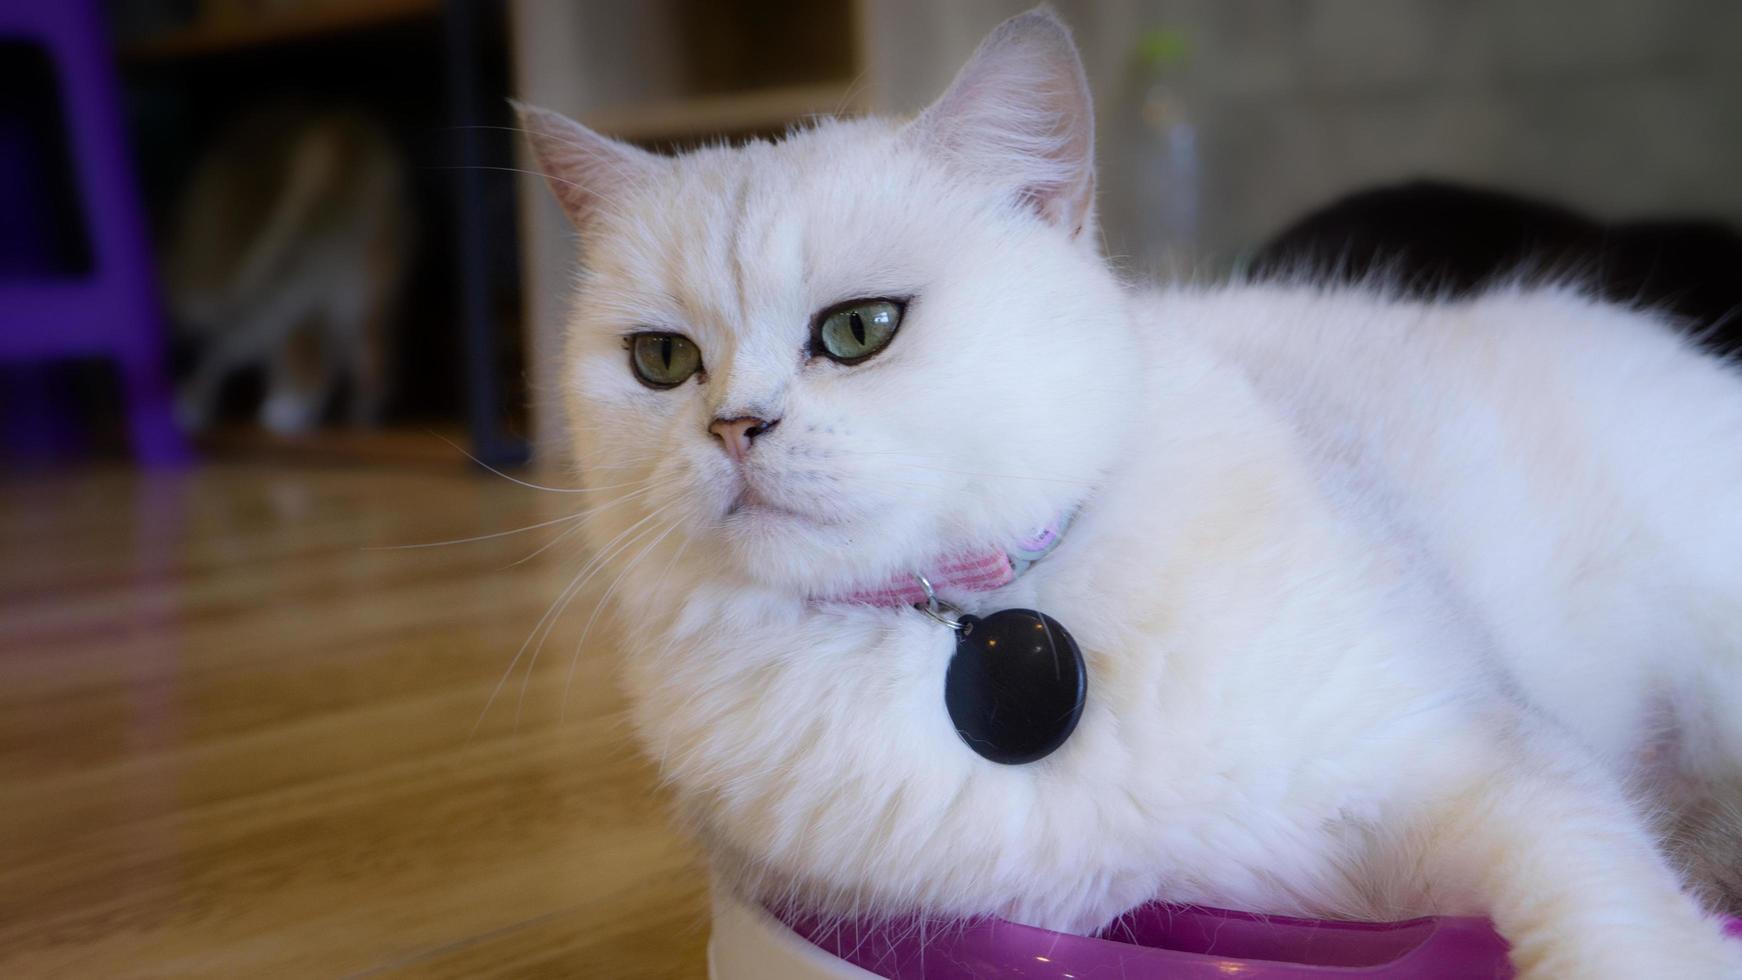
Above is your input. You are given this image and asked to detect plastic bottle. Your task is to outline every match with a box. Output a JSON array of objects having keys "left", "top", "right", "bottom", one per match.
[{"left": 1110, "top": 29, "right": 1199, "bottom": 275}]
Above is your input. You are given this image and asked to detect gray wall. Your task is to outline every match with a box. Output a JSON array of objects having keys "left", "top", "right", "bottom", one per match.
[{"left": 873, "top": 0, "right": 1742, "bottom": 275}]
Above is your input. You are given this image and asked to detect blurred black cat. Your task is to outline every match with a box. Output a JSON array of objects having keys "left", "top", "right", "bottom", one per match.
[{"left": 1249, "top": 180, "right": 1742, "bottom": 356}]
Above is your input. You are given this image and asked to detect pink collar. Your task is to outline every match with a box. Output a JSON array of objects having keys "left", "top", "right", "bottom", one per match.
[{"left": 820, "top": 512, "right": 1075, "bottom": 608}]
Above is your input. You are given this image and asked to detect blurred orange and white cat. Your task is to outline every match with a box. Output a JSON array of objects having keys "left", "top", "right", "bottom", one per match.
[{"left": 166, "top": 107, "right": 409, "bottom": 434}]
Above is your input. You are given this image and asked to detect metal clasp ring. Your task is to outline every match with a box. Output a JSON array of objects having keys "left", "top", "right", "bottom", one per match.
[{"left": 914, "top": 573, "right": 967, "bottom": 632}]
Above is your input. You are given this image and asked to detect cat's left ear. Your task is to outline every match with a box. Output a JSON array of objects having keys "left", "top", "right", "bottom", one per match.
[
  {"left": 907, "top": 8, "right": 1097, "bottom": 241},
  {"left": 514, "top": 101, "right": 663, "bottom": 231}
]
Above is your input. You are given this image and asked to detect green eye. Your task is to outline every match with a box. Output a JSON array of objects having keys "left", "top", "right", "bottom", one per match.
[
  {"left": 628, "top": 333, "right": 703, "bottom": 389},
  {"left": 815, "top": 299, "right": 903, "bottom": 364}
]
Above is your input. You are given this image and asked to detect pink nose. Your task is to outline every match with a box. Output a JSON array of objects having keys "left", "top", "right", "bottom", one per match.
[{"left": 708, "top": 415, "right": 779, "bottom": 463}]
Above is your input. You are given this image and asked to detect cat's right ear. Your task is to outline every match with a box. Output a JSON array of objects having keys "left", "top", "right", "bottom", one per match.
[
  {"left": 906, "top": 8, "right": 1097, "bottom": 240},
  {"left": 514, "top": 101, "right": 661, "bottom": 230}
]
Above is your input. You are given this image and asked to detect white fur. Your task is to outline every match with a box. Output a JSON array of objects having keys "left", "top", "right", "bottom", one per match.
[{"left": 521, "top": 10, "right": 1742, "bottom": 976}]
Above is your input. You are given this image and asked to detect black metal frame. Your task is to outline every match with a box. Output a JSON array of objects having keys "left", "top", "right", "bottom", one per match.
[{"left": 441, "top": 0, "right": 529, "bottom": 468}]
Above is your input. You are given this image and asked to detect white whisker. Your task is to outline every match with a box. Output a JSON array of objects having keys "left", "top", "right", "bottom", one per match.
[
  {"left": 368, "top": 510, "right": 586, "bottom": 551},
  {"left": 559, "top": 513, "right": 688, "bottom": 723},
  {"left": 472, "top": 500, "right": 677, "bottom": 738},
  {"left": 503, "top": 518, "right": 586, "bottom": 568},
  {"left": 432, "top": 431, "right": 650, "bottom": 494},
  {"left": 510, "top": 501, "right": 682, "bottom": 729}
]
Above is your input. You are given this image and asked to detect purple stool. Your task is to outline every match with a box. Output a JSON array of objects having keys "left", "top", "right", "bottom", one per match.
[{"left": 0, "top": 0, "right": 187, "bottom": 464}]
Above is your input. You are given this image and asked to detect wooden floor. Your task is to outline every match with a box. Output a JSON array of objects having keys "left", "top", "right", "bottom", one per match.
[{"left": 0, "top": 462, "right": 710, "bottom": 978}]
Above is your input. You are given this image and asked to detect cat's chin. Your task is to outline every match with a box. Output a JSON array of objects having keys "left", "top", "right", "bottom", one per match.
[{"left": 717, "top": 509, "right": 925, "bottom": 596}]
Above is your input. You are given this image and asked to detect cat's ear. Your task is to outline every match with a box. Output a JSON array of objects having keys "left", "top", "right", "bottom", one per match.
[
  {"left": 908, "top": 8, "right": 1096, "bottom": 240},
  {"left": 514, "top": 101, "right": 662, "bottom": 230}
]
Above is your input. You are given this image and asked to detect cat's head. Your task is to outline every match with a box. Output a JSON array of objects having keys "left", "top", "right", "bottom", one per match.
[{"left": 522, "top": 9, "right": 1137, "bottom": 597}]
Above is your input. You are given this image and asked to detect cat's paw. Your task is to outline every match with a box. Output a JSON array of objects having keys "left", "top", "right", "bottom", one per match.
[{"left": 260, "top": 392, "right": 320, "bottom": 434}]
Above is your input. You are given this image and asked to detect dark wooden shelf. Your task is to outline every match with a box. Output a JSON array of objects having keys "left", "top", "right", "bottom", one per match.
[{"left": 117, "top": 0, "right": 439, "bottom": 63}]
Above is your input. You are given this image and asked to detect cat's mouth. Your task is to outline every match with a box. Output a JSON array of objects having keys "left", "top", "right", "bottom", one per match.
[{"left": 725, "top": 486, "right": 828, "bottom": 525}]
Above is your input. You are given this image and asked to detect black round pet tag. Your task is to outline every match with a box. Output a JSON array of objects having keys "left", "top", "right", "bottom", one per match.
[{"left": 943, "top": 608, "right": 1086, "bottom": 765}]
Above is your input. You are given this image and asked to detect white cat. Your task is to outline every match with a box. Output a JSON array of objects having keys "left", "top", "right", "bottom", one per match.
[{"left": 519, "top": 10, "right": 1742, "bottom": 977}]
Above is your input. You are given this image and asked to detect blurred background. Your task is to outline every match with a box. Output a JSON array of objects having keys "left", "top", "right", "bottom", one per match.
[
  {"left": 3, "top": 0, "right": 1738, "bottom": 470},
  {"left": 3, "top": 1, "right": 1740, "bottom": 976}
]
